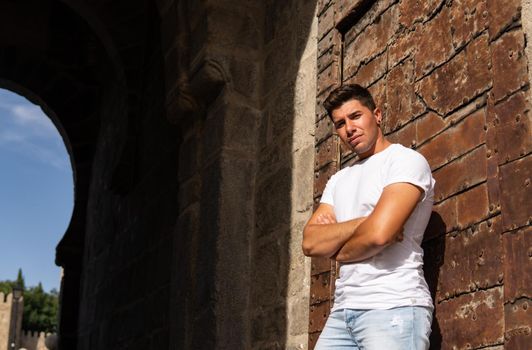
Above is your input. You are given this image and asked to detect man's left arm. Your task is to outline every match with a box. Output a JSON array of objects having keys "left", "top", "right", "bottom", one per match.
[{"left": 335, "top": 182, "right": 422, "bottom": 262}]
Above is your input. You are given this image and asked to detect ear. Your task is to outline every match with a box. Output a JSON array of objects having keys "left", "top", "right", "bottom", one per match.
[{"left": 373, "top": 108, "right": 382, "bottom": 125}]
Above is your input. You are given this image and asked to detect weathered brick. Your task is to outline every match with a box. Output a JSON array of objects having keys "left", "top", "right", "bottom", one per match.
[
  {"left": 437, "top": 216, "right": 503, "bottom": 301},
  {"left": 414, "top": 5, "right": 453, "bottom": 78},
  {"left": 417, "top": 108, "right": 486, "bottom": 170},
  {"left": 499, "top": 156, "right": 532, "bottom": 231},
  {"left": 436, "top": 287, "right": 504, "bottom": 349},
  {"left": 334, "top": 0, "right": 365, "bottom": 24},
  {"left": 503, "top": 225, "right": 532, "bottom": 302},
  {"left": 318, "top": 28, "right": 341, "bottom": 57},
  {"left": 317, "top": 46, "right": 335, "bottom": 74},
  {"left": 315, "top": 115, "right": 333, "bottom": 144},
  {"left": 487, "top": 0, "right": 521, "bottom": 40},
  {"left": 308, "top": 331, "right": 320, "bottom": 350},
  {"left": 491, "top": 31, "right": 528, "bottom": 102},
  {"left": 416, "top": 112, "right": 446, "bottom": 146},
  {"left": 385, "top": 59, "right": 425, "bottom": 132},
  {"left": 367, "top": 78, "right": 386, "bottom": 115},
  {"left": 343, "top": 5, "right": 399, "bottom": 75},
  {"left": 493, "top": 91, "right": 532, "bottom": 164},
  {"left": 310, "top": 272, "right": 332, "bottom": 305},
  {"left": 504, "top": 298, "right": 532, "bottom": 349},
  {"left": 399, "top": 0, "right": 442, "bottom": 28},
  {"left": 388, "top": 28, "right": 417, "bottom": 68},
  {"left": 308, "top": 300, "right": 331, "bottom": 333},
  {"left": 317, "top": 60, "right": 340, "bottom": 97},
  {"left": 416, "top": 33, "right": 491, "bottom": 116},
  {"left": 347, "top": 51, "right": 387, "bottom": 86},
  {"left": 456, "top": 183, "right": 490, "bottom": 229},
  {"left": 317, "top": 0, "right": 333, "bottom": 17},
  {"left": 314, "top": 161, "right": 337, "bottom": 198},
  {"left": 449, "top": 0, "right": 489, "bottom": 49},
  {"left": 433, "top": 146, "right": 487, "bottom": 202},
  {"left": 318, "top": 3, "right": 335, "bottom": 40},
  {"left": 342, "top": 0, "right": 396, "bottom": 42},
  {"left": 315, "top": 136, "right": 337, "bottom": 170}
]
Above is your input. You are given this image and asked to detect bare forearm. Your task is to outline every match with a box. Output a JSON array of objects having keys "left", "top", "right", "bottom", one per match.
[{"left": 302, "top": 217, "right": 366, "bottom": 258}]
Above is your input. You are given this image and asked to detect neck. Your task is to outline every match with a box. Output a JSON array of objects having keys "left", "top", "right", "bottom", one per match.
[{"left": 358, "top": 132, "right": 391, "bottom": 160}]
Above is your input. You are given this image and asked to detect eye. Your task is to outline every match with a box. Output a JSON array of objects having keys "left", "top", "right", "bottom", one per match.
[
  {"left": 334, "top": 120, "right": 345, "bottom": 129},
  {"left": 350, "top": 113, "right": 361, "bottom": 120}
]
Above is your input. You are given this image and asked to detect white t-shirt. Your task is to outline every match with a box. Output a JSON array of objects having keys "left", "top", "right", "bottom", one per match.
[{"left": 321, "top": 143, "right": 435, "bottom": 310}]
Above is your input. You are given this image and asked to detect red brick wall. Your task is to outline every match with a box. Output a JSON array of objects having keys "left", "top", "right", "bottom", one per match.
[{"left": 311, "top": 0, "right": 531, "bottom": 348}]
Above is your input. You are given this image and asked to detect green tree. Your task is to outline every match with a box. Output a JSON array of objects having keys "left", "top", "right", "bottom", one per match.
[{"left": 0, "top": 270, "right": 58, "bottom": 333}]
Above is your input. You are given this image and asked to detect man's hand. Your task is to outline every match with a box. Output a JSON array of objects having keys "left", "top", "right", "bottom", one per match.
[{"left": 316, "top": 213, "right": 337, "bottom": 225}]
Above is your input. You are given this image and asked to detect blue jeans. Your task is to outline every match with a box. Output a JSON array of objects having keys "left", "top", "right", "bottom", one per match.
[{"left": 315, "top": 306, "right": 433, "bottom": 350}]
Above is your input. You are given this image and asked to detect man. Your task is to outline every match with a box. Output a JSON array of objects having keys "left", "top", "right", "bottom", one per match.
[{"left": 302, "top": 84, "right": 434, "bottom": 349}]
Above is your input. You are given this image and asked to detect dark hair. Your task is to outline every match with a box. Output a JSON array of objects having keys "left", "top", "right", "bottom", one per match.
[{"left": 323, "top": 84, "right": 376, "bottom": 117}]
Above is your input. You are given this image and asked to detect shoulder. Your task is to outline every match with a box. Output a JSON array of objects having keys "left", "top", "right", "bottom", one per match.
[{"left": 387, "top": 144, "right": 430, "bottom": 169}]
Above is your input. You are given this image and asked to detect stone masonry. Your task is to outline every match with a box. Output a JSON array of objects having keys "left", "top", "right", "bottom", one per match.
[{"left": 311, "top": 0, "right": 531, "bottom": 349}]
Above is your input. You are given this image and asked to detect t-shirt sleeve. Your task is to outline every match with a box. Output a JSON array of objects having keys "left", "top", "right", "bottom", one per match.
[
  {"left": 320, "top": 172, "right": 338, "bottom": 206},
  {"left": 384, "top": 149, "right": 435, "bottom": 200}
]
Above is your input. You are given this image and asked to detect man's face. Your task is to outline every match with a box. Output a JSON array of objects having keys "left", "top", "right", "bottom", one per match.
[{"left": 331, "top": 99, "right": 382, "bottom": 159}]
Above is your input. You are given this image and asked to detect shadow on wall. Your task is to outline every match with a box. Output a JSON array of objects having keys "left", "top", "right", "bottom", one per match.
[{"left": 422, "top": 212, "right": 446, "bottom": 350}]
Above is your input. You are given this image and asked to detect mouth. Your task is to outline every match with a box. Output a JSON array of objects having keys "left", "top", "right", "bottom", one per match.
[{"left": 348, "top": 135, "right": 362, "bottom": 146}]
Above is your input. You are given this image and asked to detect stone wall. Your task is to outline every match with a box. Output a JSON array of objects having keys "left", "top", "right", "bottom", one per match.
[
  {"left": 20, "top": 331, "right": 53, "bottom": 350},
  {"left": 0, "top": 293, "right": 12, "bottom": 350},
  {"left": 310, "top": 0, "right": 531, "bottom": 349}
]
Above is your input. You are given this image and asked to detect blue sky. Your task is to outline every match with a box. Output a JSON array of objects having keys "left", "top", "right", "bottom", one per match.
[{"left": 0, "top": 88, "right": 73, "bottom": 293}]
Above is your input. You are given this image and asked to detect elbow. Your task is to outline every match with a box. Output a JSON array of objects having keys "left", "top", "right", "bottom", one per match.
[
  {"left": 301, "top": 238, "right": 315, "bottom": 257},
  {"left": 371, "top": 230, "right": 395, "bottom": 247}
]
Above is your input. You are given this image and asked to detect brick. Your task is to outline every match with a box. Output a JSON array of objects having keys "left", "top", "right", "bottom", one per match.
[
  {"left": 317, "top": 60, "right": 340, "bottom": 97},
  {"left": 367, "top": 78, "right": 386, "bottom": 115},
  {"left": 310, "top": 272, "right": 332, "bottom": 305},
  {"left": 346, "top": 51, "right": 387, "bottom": 86},
  {"left": 308, "top": 331, "right": 320, "bottom": 350},
  {"left": 308, "top": 300, "right": 331, "bottom": 333},
  {"left": 499, "top": 156, "right": 532, "bottom": 231},
  {"left": 416, "top": 33, "right": 491, "bottom": 116},
  {"left": 343, "top": 6, "right": 399, "bottom": 76},
  {"left": 317, "top": 46, "right": 335, "bottom": 74},
  {"left": 341, "top": 0, "right": 396, "bottom": 42},
  {"left": 416, "top": 112, "right": 446, "bottom": 146},
  {"left": 491, "top": 31, "right": 528, "bottom": 102},
  {"left": 318, "top": 29, "right": 341, "bottom": 57},
  {"left": 315, "top": 136, "right": 337, "bottom": 170},
  {"left": 399, "top": 0, "right": 442, "bottom": 28},
  {"left": 487, "top": 0, "right": 521, "bottom": 40},
  {"left": 385, "top": 59, "right": 425, "bottom": 132},
  {"left": 456, "top": 183, "right": 490, "bottom": 229},
  {"left": 414, "top": 5, "right": 454, "bottom": 78},
  {"left": 318, "top": 3, "right": 335, "bottom": 40},
  {"left": 334, "top": 0, "right": 365, "bottom": 24},
  {"left": 433, "top": 146, "right": 487, "bottom": 202},
  {"left": 417, "top": 108, "right": 486, "bottom": 170},
  {"left": 493, "top": 91, "right": 532, "bottom": 164},
  {"left": 317, "top": 0, "right": 333, "bottom": 17},
  {"left": 314, "top": 161, "right": 337, "bottom": 198},
  {"left": 436, "top": 287, "right": 504, "bottom": 349},
  {"left": 449, "top": 0, "right": 489, "bottom": 49},
  {"left": 503, "top": 226, "right": 532, "bottom": 302},
  {"left": 437, "top": 216, "right": 503, "bottom": 301},
  {"left": 504, "top": 298, "right": 532, "bottom": 349}
]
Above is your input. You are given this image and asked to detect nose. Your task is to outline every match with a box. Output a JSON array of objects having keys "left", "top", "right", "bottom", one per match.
[{"left": 345, "top": 119, "right": 356, "bottom": 136}]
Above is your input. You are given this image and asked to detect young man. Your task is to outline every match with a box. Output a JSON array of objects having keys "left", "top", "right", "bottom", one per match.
[{"left": 302, "top": 84, "right": 434, "bottom": 349}]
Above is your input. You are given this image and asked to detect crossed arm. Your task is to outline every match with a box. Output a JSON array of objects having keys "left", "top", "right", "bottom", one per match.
[{"left": 302, "top": 182, "right": 423, "bottom": 263}]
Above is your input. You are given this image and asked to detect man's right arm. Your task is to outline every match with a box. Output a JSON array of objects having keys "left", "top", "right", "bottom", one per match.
[{"left": 302, "top": 203, "right": 366, "bottom": 258}]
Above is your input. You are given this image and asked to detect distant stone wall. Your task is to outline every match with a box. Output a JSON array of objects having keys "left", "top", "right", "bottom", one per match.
[
  {"left": 0, "top": 293, "right": 13, "bottom": 350},
  {"left": 20, "top": 331, "right": 53, "bottom": 350}
]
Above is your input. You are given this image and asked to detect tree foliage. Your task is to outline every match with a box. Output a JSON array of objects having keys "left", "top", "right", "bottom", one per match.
[{"left": 0, "top": 269, "right": 58, "bottom": 333}]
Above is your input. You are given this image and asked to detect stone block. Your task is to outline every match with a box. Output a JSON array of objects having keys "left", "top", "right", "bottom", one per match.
[
  {"left": 399, "top": 0, "right": 442, "bottom": 28},
  {"left": 436, "top": 216, "right": 503, "bottom": 301},
  {"left": 504, "top": 298, "right": 532, "bottom": 349},
  {"left": 310, "top": 271, "right": 332, "bottom": 305},
  {"left": 311, "top": 256, "right": 334, "bottom": 276},
  {"left": 503, "top": 225, "right": 532, "bottom": 303},
  {"left": 315, "top": 115, "right": 333, "bottom": 144},
  {"left": 315, "top": 136, "right": 337, "bottom": 171},
  {"left": 417, "top": 108, "right": 486, "bottom": 170},
  {"left": 255, "top": 167, "right": 292, "bottom": 237},
  {"left": 416, "top": 33, "right": 491, "bottom": 116},
  {"left": 433, "top": 196, "right": 458, "bottom": 233},
  {"left": 385, "top": 59, "right": 424, "bottom": 132},
  {"left": 491, "top": 30, "right": 528, "bottom": 102},
  {"left": 499, "top": 156, "right": 532, "bottom": 231},
  {"left": 318, "top": 28, "right": 340, "bottom": 57},
  {"left": 487, "top": 0, "right": 521, "bottom": 40},
  {"left": 314, "top": 161, "right": 337, "bottom": 198},
  {"left": 388, "top": 28, "right": 417, "bottom": 69},
  {"left": 308, "top": 300, "right": 331, "bottom": 333},
  {"left": 433, "top": 145, "right": 487, "bottom": 202},
  {"left": 456, "top": 183, "right": 490, "bottom": 229},
  {"left": 436, "top": 287, "right": 504, "bottom": 349},
  {"left": 449, "top": 0, "right": 489, "bottom": 49},
  {"left": 385, "top": 121, "right": 416, "bottom": 149},
  {"left": 413, "top": 5, "right": 453, "bottom": 79},
  {"left": 341, "top": 0, "right": 396, "bottom": 40},
  {"left": 415, "top": 112, "right": 446, "bottom": 146},
  {"left": 318, "top": 3, "right": 335, "bottom": 40},
  {"left": 224, "top": 103, "right": 261, "bottom": 151},
  {"left": 348, "top": 51, "right": 387, "bottom": 87},
  {"left": 343, "top": 5, "right": 399, "bottom": 75},
  {"left": 317, "top": 60, "right": 340, "bottom": 97},
  {"left": 492, "top": 91, "right": 532, "bottom": 165}
]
